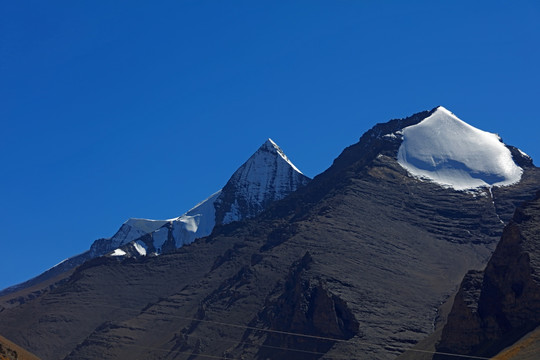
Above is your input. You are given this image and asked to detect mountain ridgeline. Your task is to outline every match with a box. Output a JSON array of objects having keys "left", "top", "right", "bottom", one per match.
[
  {"left": 0, "top": 139, "right": 310, "bottom": 298},
  {"left": 0, "top": 107, "right": 538, "bottom": 360}
]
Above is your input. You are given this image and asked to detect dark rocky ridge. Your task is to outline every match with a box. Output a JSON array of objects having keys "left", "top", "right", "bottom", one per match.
[
  {"left": 0, "top": 251, "right": 91, "bottom": 299},
  {"left": 434, "top": 191, "right": 540, "bottom": 359},
  {"left": 0, "top": 108, "right": 538, "bottom": 360}
]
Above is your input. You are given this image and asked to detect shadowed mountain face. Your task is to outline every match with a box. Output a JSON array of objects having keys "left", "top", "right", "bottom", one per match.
[
  {"left": 0, "top": 108, "right": 538, "bottom": 360},
  {"left": 434, "top": 192, "right": 540, "bottom": 360}
]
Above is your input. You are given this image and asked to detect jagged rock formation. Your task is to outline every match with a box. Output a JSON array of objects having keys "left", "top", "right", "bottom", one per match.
[
  {"left": 434, "top": 191, "right": 540, "bottom": 359},
  {"left": 0, "top": 108, "right": 538, "bottom": 360}
]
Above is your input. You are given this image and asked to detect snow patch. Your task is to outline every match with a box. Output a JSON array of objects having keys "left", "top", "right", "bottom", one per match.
[
  {"left": 170, "top": 190, "right": 222, "bottom": 247},
  {"left": 110, "top": 218, "right": 168, "bottom": 248},
  {"left": 133, "top": 241, "right": 147, "bottom": 256},
  {"left": 518, "top": 149, "right": 531, "bottom": 159},
  {"left": 383, "top": 131, "right": 402, "bottom": 140},
  {"left": 111, "top": 248, "right": 126, "bottom": 256},
  {"left": 397, "top": 106, "right": 523, "bottom": 190}
]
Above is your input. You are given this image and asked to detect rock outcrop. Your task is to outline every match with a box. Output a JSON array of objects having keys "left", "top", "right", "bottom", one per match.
[
  {"left": 238, "top": 252, "right": 360, "bottom": 360},
  {"left": 435, "top": 191, "right": 540, "bottom": 359}
]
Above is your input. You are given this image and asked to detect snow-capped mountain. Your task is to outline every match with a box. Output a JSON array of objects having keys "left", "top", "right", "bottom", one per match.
[
  {"left": 397, "top": 106, "right": 524, "bottom": 190},
  {"left": 0, "top": 139, "right": 309, "bottom": 296},
  {"left": 114, "top": 138, "right": 310, "bottom": 256},
  {"left": 1, "top": 107, "right": 539, "bottom": 360},
  {"left": 215, "top": 138, "right": 309, "bottom": 224}
]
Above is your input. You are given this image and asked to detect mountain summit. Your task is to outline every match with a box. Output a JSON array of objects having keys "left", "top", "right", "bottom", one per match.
[
  {"left": 214, "top": 138, "right": 308, "bottom": 224},
  {"left": 397, "top": 106, "right": 524, "bottom": 190}
]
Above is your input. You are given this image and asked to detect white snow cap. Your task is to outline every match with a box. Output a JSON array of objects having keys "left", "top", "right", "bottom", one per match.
[
  {"left": 220, "top": 138, "right": 308, "bottom": 223},
  {"left": 397, "top": 106, "right": 523, "bottom": 190}
]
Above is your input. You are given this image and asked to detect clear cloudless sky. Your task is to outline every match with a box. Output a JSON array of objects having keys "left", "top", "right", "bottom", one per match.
[{"left": 1, "top": 0, "right": 539, "bottom": 290}]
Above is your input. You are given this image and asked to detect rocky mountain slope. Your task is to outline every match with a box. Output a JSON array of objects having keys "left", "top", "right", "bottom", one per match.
[
  {"left": 0, "top": 139, "right": 309, "bottom": 299},
  {"left": 434, "top": 191, "right": 540, "bottom": 359},
  {"left": 0, "top": 107, "right": 537, "bottom": 360}
]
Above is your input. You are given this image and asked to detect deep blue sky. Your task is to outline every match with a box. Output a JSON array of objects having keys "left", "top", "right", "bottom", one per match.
[{"left": 1, "top": 1, "right": 539, "bottom": 290}]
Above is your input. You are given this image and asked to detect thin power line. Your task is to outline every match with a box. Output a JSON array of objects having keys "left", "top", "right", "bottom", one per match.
[
  {"left": 46, "top": 300, "right": 492, "bottom": 360},
  {"left": 130, "top": 333, "right": 355, "bottom": 360},
  {"left": 146, "top": 304, "right": 492, "bottom": 359},
  {"left": 0, "top": 300, "right": 493, "bottom": 359},
  {"left": 0, "top": 324, "right": 494, "bottom": 360}
]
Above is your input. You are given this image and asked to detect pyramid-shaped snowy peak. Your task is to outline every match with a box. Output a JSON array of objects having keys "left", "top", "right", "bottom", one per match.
[
  {"left": 397, "top": 106, "right": 523, "bottom": 190},
  {"left": 215, "top": 138, "right": 310, "bottom": 224}
]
